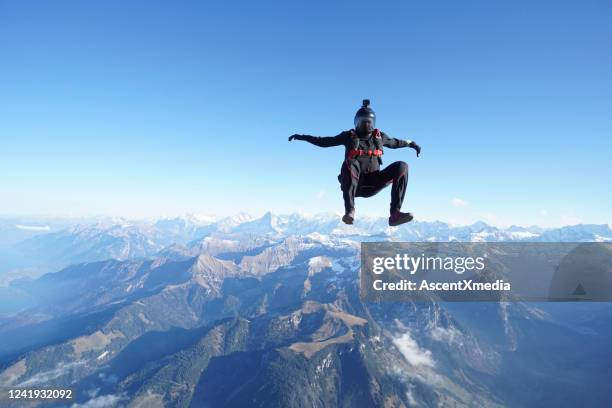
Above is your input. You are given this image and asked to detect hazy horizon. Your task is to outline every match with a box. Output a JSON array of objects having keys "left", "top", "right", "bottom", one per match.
[{"left": 1, "top": 209, "right": 609, "bottom": 230}]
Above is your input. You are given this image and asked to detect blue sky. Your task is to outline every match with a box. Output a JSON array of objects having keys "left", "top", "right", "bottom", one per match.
[{"left": 1, "top": 0, "right": 610, "bottom": 227}]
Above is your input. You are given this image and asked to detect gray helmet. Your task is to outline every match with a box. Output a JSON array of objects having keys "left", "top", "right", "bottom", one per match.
[{"left": 354, "top": 99, "right": 376, "bottom": 128}]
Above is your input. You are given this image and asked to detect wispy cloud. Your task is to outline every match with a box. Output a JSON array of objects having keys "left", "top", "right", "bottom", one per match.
[
  {"left": 315, "top": 189, "right": 327, "bottom": 200},
  {"left": 450, "top": 198, "right": 468, "bottom": 207},
  {"left": 17, "top": 360, "right": 86, "bottom": 386},
  {"left": 406, "top": 384, "right": 419, "bottom": 406},
  {"left": 70, "top": 393, "right": 128, "bottom": 408},
  {"left": 15, "top": 224, "right": 51, "bottom": 232},
  {"left": 430, "top": 326, "right": 463, "bottom": 346},
  {"left": 392, "top": 331, "right": 435, "bottom": 368}
]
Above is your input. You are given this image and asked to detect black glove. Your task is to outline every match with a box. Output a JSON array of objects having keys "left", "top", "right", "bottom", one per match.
[
  {"left": 408, "top": 141, "right": 421, "bottom": 157},
  {"left": 288, "top": 134, "right": 305, "bottom": 141}
]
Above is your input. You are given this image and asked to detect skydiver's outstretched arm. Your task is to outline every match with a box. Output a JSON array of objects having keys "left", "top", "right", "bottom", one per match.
[
  {"left": 288, "top": 132, "right": 346, "bottom": 148},
  {"left": 381, "top": 132, "right": 421, "bottom": 157}
]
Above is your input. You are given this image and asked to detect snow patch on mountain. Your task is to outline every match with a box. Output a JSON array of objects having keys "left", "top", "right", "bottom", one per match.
[{"left": 308, "top": 256, "right": 332, "bottom": 275}]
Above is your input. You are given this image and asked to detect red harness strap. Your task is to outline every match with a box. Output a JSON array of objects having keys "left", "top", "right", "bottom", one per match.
[
  {"left": 346, "top": 128, "right": 383, "bottom": 160},
  {"left": 347, "top": 149, "right": 383, "bottom": 160}
]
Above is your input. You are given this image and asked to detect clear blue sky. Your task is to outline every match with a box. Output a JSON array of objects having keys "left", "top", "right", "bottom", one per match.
[{"left": 1, "top": 0, "right": 610, "bottom": 227}]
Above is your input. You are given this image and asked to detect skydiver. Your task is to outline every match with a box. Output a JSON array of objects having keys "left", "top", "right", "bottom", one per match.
[{"left": 289, "top": 99, "right": 421, "bottom": 226}]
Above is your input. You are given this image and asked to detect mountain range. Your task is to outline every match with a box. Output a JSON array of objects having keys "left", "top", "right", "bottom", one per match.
[
  {"left": 0, "top": 213, "right": 610, "bottom": 407},
  {"left": 3, "top": 212, "right": 610, "bottom": 281}
]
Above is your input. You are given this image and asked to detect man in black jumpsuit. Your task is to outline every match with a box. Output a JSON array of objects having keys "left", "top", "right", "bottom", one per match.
[{"left": 289, "top": 99, "right": 421, "bottom": 226}]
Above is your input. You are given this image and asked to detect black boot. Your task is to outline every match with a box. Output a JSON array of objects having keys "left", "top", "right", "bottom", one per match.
[
  {"left": 342, "top": 208, "right": 355, "bottom": 225},
  {"left": 388, "top": 210, "right": 413, "bottom": 226}
]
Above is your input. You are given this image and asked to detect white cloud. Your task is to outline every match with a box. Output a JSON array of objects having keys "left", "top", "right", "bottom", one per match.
[
  {"left": 392, "top": 331, "right": 435, "bottom": 368},
  {"left": 15, "top": 224, "right": 51, "bottom": 232},
  {"left": 315, "top": 189, "right": 327, "bottom": 199},
  {"left": 17, "top": 360, "right": 86, "bottom": 386},
  {"left": 406, "top": 384, "right": 419, "bottom": 406},
  {"left": 430, "top": 326, "right": 463, "bottom": 346},
  {"left": 450, "top": 198, "right": 468, "bottom": 207},
  {"left": 70, "top": 393, "right": 127, "bottom": 408}
]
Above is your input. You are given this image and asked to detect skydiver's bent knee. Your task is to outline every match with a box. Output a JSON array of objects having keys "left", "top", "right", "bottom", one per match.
[{"left": 397, "top": 161, "right": 408, "bottom": 176}]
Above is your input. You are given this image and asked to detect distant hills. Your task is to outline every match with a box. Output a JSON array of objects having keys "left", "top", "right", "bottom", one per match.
[{"left": 2, "top": 212, "right": 610, "bottom": 283}]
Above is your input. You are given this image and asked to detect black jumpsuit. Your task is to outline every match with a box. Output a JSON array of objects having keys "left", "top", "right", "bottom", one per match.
[{"left": 298, "top": 130, "right": 410, "bottom": 214}]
